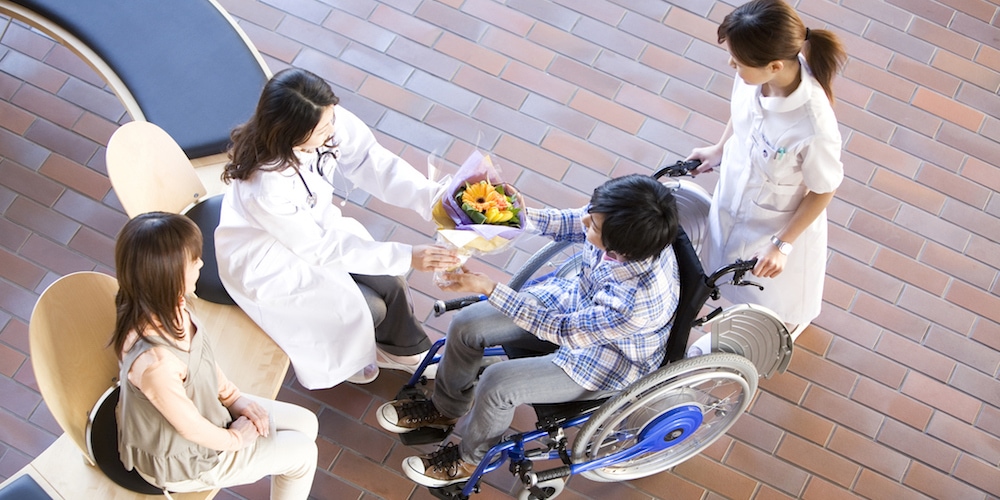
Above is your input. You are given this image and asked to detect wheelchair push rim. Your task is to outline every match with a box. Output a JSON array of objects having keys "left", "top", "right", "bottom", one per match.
[{"left": 571, "top": 353, "right": 758, "bottom": 482}]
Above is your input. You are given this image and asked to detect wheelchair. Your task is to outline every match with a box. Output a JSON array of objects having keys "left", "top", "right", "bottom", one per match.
[{"left": 393, "top": 161, "right": 794, "bottom": 500}]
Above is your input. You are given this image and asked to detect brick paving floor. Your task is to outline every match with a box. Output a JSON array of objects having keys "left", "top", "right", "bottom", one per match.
[{"left": 2, "top": 1, "right": 1000, "bottom": 499}]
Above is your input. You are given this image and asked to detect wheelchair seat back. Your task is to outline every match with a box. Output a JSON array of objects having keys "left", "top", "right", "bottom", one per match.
[{"left": 661, "top": 227, "right": 713, "bottom": 366}]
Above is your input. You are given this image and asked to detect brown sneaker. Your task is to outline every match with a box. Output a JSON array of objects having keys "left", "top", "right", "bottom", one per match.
[
  {"left": 402, "top": 443, "right": 478, "bottom": 487},
  {"left": 376, "top": 398, "right": 458, "bottom": 434}
]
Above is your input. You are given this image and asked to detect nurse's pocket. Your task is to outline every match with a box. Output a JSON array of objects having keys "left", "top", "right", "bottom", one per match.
[{"left": 752, "top": 181, "right": 806, "bottom": 213}]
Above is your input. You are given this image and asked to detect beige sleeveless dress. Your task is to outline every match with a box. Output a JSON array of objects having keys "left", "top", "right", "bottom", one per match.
[{"left": 117, "top": 321, "right": 232, "bottom": 486}]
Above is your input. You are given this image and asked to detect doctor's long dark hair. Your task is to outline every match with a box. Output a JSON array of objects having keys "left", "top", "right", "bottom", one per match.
[
  {"left": 223, "top": 68, "right": 340, "bottom": 182},
  {"left": 718, "top": 0, "right": 846, "bottom": 102},
  {"left": 111, "top": 212, "right": 203, "bottom": 359}
]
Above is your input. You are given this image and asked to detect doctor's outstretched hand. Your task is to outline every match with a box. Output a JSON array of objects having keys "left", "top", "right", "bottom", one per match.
[{"left": 412, "top": 245, "right": 461, "bottom": 272}]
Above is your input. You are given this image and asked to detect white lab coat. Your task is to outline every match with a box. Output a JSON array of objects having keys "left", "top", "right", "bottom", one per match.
[
  {"left": 216, "top": 106, "right": 446, "bottom": 389},
  {"left": 705, "top": 56, "right": 843, "bottom": 326}
]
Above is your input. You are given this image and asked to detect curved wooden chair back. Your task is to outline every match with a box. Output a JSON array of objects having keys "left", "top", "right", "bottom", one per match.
[
  {"left": 107, "top": 121, "right": 207, "bottom": 217},
  {"left": 29, "top": 271, "right": 119, "bottom": 458}
]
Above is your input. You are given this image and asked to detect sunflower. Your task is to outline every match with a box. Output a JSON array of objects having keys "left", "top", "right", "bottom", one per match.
[
  {"left": 461, "top": 181, "right": 506, "bottom": 212},
  {"left": 484, "top": 206, "right": 515, "bottom": 224}
]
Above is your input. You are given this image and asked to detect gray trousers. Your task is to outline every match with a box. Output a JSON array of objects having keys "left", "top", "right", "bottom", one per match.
[
  {"left": 352, "top": 274, "right": 431, "bottom": 356},
  {"left": 432, "top": 301, "right": 615, "bottom": 462}
]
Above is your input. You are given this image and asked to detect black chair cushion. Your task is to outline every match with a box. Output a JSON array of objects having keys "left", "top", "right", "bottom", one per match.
[
  {"left": 0, "top": 475, "right": 51, "bottom": 500},
  {"left": 13, "top": 0, "right": 266, "bottom": 158},
  {"left": 185, "top": 194, "right": 236, "bottom": 305},
  {"left": 89, "top": 386, "right": 163, "bottom": 495}
]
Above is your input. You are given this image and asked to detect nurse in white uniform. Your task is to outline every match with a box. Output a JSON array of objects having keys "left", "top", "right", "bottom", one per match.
[
  {"left": 216, "top": 68, "right": 459, "bottom": 389},
  {"left": 687, "top": 0, "right": 847, "bottom": 340}
]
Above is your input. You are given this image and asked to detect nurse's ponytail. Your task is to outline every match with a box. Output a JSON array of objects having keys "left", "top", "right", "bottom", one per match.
[
  {"left": 718, "top": 0, "right": 846, "bottom": 103},
  {"left": 801, "top": 27, "right": 846, "bottom": 103}
]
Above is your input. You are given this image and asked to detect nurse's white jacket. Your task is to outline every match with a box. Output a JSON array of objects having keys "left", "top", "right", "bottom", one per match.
[
  {"left": 706, "top": 55, "right": 844, "bottom": 327},
  {"left": 216, "top": 106, "right": 446, "bottom": 389}
]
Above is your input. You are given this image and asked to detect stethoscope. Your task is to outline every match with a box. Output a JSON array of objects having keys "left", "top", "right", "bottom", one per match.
[{"left": 294, "top": 141, "right": 341, "bottom": 208}]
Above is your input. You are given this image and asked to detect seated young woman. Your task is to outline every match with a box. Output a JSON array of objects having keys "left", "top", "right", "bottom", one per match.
[{"left": 112, "top": 212, "right": 318, "bottom": 499}]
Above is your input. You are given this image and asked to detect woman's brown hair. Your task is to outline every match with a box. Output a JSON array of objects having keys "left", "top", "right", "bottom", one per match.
[
  {"left": 718, "top": 0, "right": 846, "bottom": 102},
  {"left": 223, "top": 68, "right": 340, "bottom": 182},
  {"left": 111, "top": 212, "right": 203, "bottom": 359}
]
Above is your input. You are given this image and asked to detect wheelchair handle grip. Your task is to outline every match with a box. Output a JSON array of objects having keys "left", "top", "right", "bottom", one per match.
[
  {"left": 653, "top": 159, "right": 702, "bottom": 180},
  {"left": 433, "top": 295, "right": 487, "bottom": 317},
  {"left": 706, "top": 257, "right": 759, "bottom": 289}
]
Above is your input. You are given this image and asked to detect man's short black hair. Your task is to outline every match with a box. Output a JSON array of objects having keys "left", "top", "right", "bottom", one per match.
[{"left": 588, "top": 174, "right": 679, "bottom": 261}]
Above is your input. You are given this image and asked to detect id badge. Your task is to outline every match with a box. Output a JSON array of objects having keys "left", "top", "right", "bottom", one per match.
[{"left": 750, "top": 130, "right": 773, "bottom": 161}]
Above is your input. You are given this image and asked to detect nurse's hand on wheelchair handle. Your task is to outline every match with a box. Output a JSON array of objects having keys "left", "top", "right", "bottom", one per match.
[
  {"left": 707, "top": 257, "right": 763, "bottom": 291},
  {"left": 685, "top": 144, "right": 724, "bottom": 176},
  {"left": 752, "top": 245, "right": 787, "bottom": 279},
  {"left": 653, "top": 159, "right": 703, "bottom": 179}
]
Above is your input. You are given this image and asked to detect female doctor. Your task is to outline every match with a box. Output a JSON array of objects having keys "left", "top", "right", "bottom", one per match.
[
  {"left": 687, "top": 0, "right": 847, "bottom": 339},
  {"left": 216, "top": 68, "right": 459, "bottom": 389}
]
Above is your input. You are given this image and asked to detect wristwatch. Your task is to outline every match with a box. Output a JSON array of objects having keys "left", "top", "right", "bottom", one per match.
[{"left": 770, "top": 235, "right": 793, "bottom": 255}]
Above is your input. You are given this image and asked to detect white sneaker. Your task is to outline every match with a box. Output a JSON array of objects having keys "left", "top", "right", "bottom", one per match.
[
  {"left": 376, "top": 348, "right": 437, "bottom": 379},
  {"left": 346, "top": 363, "right": 379, "bottom": 384}
]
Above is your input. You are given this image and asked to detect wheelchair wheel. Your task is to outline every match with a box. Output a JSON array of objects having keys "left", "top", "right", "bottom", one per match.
[
  {"left": 571, "top": 353, "right": 757, "bottom": 482},
  {"left": 508, "top": 240, "right": 582, "bottom": 292},
  {"left": 517, "top": 478, "right": 565, "bottom": 500}
]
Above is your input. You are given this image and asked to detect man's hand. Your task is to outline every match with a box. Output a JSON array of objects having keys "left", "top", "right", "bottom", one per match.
[{"left": 436, "top": 267, "right": 497, "bottom": 296}]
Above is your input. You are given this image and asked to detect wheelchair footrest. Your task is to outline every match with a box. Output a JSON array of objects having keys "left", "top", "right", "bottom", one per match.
[
  {"left": 428, "top": 482, "right": 470, "bottom": 500},
  {"left": 400, "top": 425, "right": 454, "bottom": 446}
]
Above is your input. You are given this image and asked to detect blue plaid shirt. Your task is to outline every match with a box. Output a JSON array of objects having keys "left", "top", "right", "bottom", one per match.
[{"left": 488, "top": 207, "right": 680, "bottom": 391}]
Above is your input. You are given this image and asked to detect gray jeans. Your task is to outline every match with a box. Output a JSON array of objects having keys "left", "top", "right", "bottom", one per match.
[{"left": 432, "top": 301, "right": 616, "bottom": 462}]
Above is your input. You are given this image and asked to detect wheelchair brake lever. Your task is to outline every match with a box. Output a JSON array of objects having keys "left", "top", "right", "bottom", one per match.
[{"left": 736, "top": 279, "right": 765, "bottom": 291}]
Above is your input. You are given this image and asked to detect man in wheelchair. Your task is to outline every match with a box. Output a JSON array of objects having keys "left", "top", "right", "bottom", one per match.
[{"left": 377, "top": 174, "right": 681, "bottom": 488}]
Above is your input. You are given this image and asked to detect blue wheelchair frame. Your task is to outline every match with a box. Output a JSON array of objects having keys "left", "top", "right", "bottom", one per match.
[{"left": 393, "top": 163, "right": 787, "bottom": 499}]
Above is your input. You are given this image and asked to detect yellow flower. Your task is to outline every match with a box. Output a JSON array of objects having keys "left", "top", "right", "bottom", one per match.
[
  {"left": 462, "top": 181, "right": 505, "bottom": 212},
  {"left": 484, "top": 207, "right": 514, "bottom": 223}
]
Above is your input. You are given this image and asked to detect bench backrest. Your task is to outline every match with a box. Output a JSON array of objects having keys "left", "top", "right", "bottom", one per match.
[{"left": 8, "top": 0, "right": 269, "bottom": 158}]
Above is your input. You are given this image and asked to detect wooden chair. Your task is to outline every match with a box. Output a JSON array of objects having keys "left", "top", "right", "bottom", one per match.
[
  {"left": 106, "top": 121, "right": 289, "bottom": 397},
  {"left": 14, "top": 272, "right": 214, "bottom": 499},
  {"left": 11, "top": 271, "right": 289, "bottom": 498},
  {"left": 1, "top": 123, "right": 292, "bottom": 499},
  {"left": 29, "top": 272, "right": 119, "bottom": 470},
  {"left": 106, "top": 121, "right": 232, "bottom": 305}
]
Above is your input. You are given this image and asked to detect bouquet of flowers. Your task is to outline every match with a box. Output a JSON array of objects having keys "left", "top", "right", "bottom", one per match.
[{"left": 432, "top": 151, "right": 524, "bottom": 283}]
